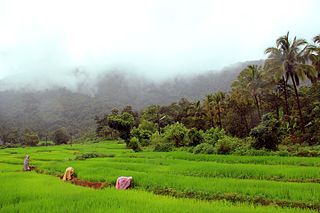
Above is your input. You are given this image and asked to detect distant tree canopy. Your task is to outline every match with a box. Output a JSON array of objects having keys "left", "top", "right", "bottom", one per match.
[
  {"left": 52, "top": 128, "right": 70, "bottom": 145},
  {"left": 23, "top": 129, "right": 39, "bottom": 146},
  {"left": 108, "top": 111, "right": 134, "bottom": 141}
]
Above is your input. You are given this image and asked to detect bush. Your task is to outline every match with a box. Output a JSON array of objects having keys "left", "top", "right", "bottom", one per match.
[
  {"left": 203, "top": 128, "right": 226, "bottom": 145},
  {"left": 52, "top": 128, "right": 70, "bottom": 145},
  {"left": 23, "top": 132, "right": 39, "bottom": 146},
  {"left": 215, "top": 136, "right": 243, "bottom": 154},
  {"left": 108, "top": 112, "right": 134, "bottom": 141},
  {"left": 162, "top": 123, "right": 189, "bottom": 147},
  {"left": 193, "top": 143, "right": 214, "bottom": 154},
  {"left": 188, "top": 128, "right": 204, "bottom": 147},
  {"left": 138, "top": 120, "right": 157, "bottom": 133},
  {"left": 127, "top": 137, "right": 141, "bottom": 152},
  {"left": 37, "top": 141, "right": 55, "bottom": 146},
  {"left": 295, "top": 150, "right": 320, "bottom": 157},
  {"left": 130, "top": 127, "right": 152, "bottom": 146},
  {"left": 99, "top": 126, "right": 120, "bottom": 140},
  {"left": 154, "top": 143, "right": 174, "bottom": 152},
  {"left": 250, "top": 113, "right": 281, "bottom": 150},
  {"left": 75, "top": 152, "right": 114, "bottom": 160},
  {"left": 150, "top": 132, "right": 163, "bottom": 145}
]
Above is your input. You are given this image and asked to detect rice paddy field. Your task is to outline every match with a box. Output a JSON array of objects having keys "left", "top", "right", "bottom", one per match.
[{"left": 1, "top": 141, "right": 320, "bottom": 212}]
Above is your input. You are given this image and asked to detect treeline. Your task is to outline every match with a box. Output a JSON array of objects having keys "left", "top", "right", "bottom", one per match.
[
  {"left": 95, "top": 32, "right": 320, "bottom": 154},
  {"left": 0, "top": 60, "right": 259, "bottom": 146}
]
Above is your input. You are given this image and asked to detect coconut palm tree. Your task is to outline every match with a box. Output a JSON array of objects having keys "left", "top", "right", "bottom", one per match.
[
  {"left": 212, "top": 91, "right": 225, "bottom": 129},
  {"left": 244, "top": 65, "right": 264, "bottom": 118},
  {"left": 265, "top": 32, "right": 316, "bottom": 132},
  {"left": 232, "top": 65, "right": 265, "bottom": 120},
  {"left": 204, "top": 94, "right": 215, "bottom": 128},
  {"left": 306, "top": 34, "right": 320, "bottom": 83}
]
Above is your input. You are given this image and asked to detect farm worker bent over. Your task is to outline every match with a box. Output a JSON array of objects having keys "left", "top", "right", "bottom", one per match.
[
  {"left": 63, "top": 167, "right": 74, "bottom": 181},
  {"left": 24, "top": 155, "right": 31, "bottom": 171},
  {"left": 115, "top": 176, "right": 133, "bottom": 190}
]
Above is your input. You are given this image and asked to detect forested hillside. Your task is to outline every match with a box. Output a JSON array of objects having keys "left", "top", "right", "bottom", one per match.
[{"left": 0, "top": 60, "right": 262, "bottom": 139}]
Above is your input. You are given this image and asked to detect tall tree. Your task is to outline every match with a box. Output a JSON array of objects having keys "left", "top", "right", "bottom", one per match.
[
  {"left": 203, "top": 94, "right": 215, "bottom": 128},
  {"left": 306, "top": 34, "right": 320, "bottom": 83},
  {"left": 265, "top": 32, "right": 316, "bottom": 132},
  {"left": 234, "top": 65, "right": 265, "bottom": 119},
  {"left": 212, "top": 91, "right": 225, "bottom": 129}
]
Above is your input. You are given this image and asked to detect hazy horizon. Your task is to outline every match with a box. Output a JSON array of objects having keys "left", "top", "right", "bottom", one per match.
[{"left": 0, "top": 0, "right": 319, "bottom": 90}]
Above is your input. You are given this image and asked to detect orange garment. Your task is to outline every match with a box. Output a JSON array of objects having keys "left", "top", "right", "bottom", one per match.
[{"left": 62, "top": 167, "right": 74, "bottom": 181}]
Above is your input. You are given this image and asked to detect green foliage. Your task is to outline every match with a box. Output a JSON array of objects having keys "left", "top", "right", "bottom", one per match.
[
  {"left": 162, "top": 123, "right": 189, "bottom": 147},
  {"left": 188, "top": 128, "right": 204, "bottom": 147},
  {"left": 304, "top": 101, "right": 320, "bottom": 145},
  {"left": 130, "top": 127, "right": 152, "bottom": 146},
  {"left": 193, "top": 143, "right": 214, "bottom": 154},
  {"left": 154, "top": 142, "right": 174, "bottom": 152},
  {"left": 37, "top": 141, "right": 55, "bottom": 146},
  {"left": 108, "top": 112, "right": 134, "bottom": 142},
  {"left": 99, "top": 126, "right": 120, "bottom": 140},
  {"left": 250, "top": 113, "right": 281, "bottom": 150},
  {"left": 75, "top": 152, "right": 114, "bottom": 160},
  {"left": 215, "top": 136, "right": 243, "bottom": 154},
  {"left": 138, "top": 120, "right": 157, "bottom": 133},
  {"left": 150, "top": 132, "right": 163, "bottom": 145},
  {"left": 23, "top": 129, "right": 39, "bottom": 146},
  {"left": 52, "top": 128, "right": 70, "bottom": 145},
  {"left": 128, "top": 137, "right": 142, "bottom": 152},
  {"left": 1, "top": 128, "right": 20, "bottom": 145},
  {"left": 203, "top": 127, "right": 225, "bottom": 145},
  {"left": 141, "top": 105, "right": 162, "bottom": 123}
]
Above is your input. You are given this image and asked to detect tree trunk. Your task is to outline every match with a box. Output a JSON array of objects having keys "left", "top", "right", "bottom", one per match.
[
  {"left": 218, "top": 106, "right": 222, "bottom": 129},
  {"left": 210, "top": 112, "right": 215, "bottom": 128},
  {"left": 282, "top": 77, "right": 290, "bottom": 115},
  {"left": 253, "top": 95, "right": 261, "bottom": 119},
  {"left": 290, "top": 74, "right": 305, "bottom": 133}
]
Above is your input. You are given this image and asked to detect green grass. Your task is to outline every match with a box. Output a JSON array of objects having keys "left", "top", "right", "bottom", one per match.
[
  {"left": 1, "top": 141, "right": 320, "bottom": 212},
  {"left": 0, "top": 172, "right": 315, "bottom": 213}
]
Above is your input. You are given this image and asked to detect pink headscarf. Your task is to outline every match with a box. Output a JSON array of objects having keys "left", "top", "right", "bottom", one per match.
[{"left": 115, "top": 176, "right": 133, "bottom": 190}]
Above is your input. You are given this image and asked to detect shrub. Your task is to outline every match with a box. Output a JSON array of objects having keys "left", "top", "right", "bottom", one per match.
[
  {"left": 162, "top": 123, "right": 189, "bottom": 147},
  {"left": 99, "top": 126, "right": 120, "bottom": 140},
  {"left": 23, "top": 131, "right": 39, "bottom": 146},
  {"left": 130, "top": 127, "right": 152, "bottom": 146},
  {"left": 52, "top": 128, "right": 70, "bottom": 145},
  {"left": 188, "top": 128, "right": 204, "bottom": 147},
  {"left": 37, "top": 141, "right": 55, "bottom": 146},
  {"left": 203, "top": 128, "right": 226, "bottom": 145},
  {"left": 108, "top": 112, "right": 134, "bottom": 142},
  {"left": 75, "top": 152, "right": 114, "bottom": 160},
  {"left": 154, "top": 143, "right": 174, "bottom": 152},
  {"left": 304, "top": 102, "right": 320, "bottom": 145},
  {"left": 250, "top": 113, "right": 281, "bottom": 150},
  {"left": 295, "top": 150, "right": 320, "bottom": 157},
  {"left": 150, "top": 132, "right": 163, "bottom": 145},
  {"left": 193, "top": 143, "right": 215, "bottom": 154},
  {"left": 138, "top": 120, "right": 157, "bottom": 133},
  {"left": 215, "top": 136, "right": 243, "bottom": 154},
  {"left": 127, "top": 137, "right": 141, "bottom": 152}
]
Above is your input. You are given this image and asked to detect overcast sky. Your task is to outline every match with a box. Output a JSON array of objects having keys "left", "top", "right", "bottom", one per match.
[{"left": 0, "top": 0, "right": 319, "bottom": 84}]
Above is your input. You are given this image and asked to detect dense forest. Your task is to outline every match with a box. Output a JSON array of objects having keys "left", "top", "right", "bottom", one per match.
[
  {"left": 1, "top": 33, "right": 319, "bottom": 155},
  {"left": 0, "top": 60, "right": 262, "bottom": 141}
]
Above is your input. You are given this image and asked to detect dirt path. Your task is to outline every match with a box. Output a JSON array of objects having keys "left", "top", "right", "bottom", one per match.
[
  {"left": 69, "top": 178, "right": 108, "bottom": 189},
  {"left": 29, "top": 166, "right": 109, "bottom": 189}
]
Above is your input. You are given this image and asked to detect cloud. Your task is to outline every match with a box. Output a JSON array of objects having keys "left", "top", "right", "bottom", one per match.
[{"left": 0, "top": 0, "right": 319, "bottom": 88}]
